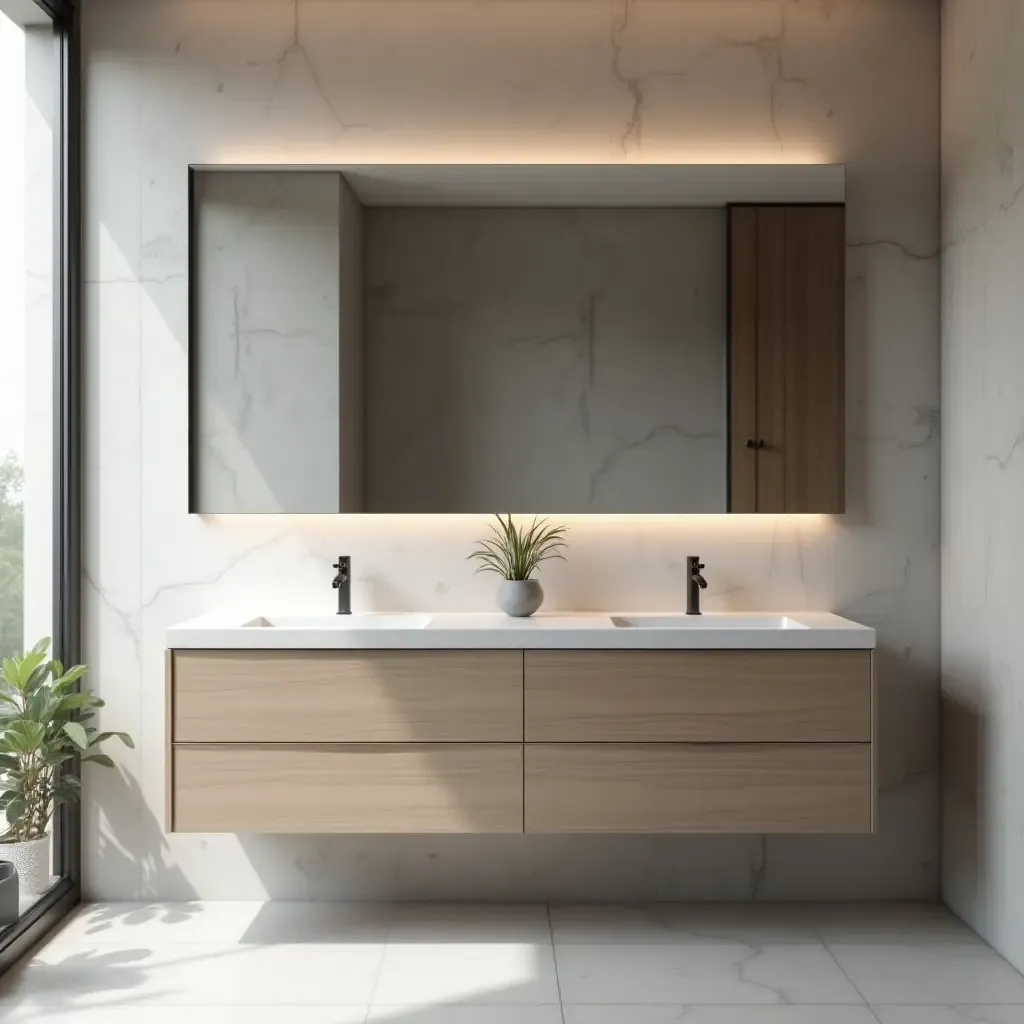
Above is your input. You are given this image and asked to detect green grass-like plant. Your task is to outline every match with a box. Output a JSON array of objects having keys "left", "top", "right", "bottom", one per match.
[
  {"left": 0, "top": 638, "right": 133, "bottom": 844},
  {"left": 468, "top": 514, "right": 568, "bottom": 581}
]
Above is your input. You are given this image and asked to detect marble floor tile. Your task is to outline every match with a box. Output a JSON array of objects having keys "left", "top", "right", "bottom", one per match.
[
  {"left": 371, "top": 942, "right": 561, "bottom": 1006},
  {"left": 48, "top": 900, "right": 395, "bottom": 947},
  {"left": 0, "top": 941, "right": 385, "bottom": 1007},
  {"left": 554, "top": 942, "right": 864, "bottom": 1005},
  {"left": 562, "top": 1009, "right": 879, "bottom": 1024},
  {"left": 550, "top": 903, "right": 819, "bottom": 945},
  {"left": 871, "top": 1009, "right": 1024, "bottom": 1024},
  {"left": 368, "top": 1006, "right": 564, "bottom": 1023},
  {"left": 827, "top": 943, "right": 1024, "bottom": 1004},
  {"left": 387, "top": 902, "right": 552, "bottom": 944},
  {"left": 803, "top": 903, "right": 984, "bottom": 946},
  {"left": 7, "top": 902, "right": 1024, "bottom": 1024},
  {"left": 0, "top": 1006, "right": 367, "bottom": 1024},
  {"left": 46, "top": 902, "right": 265, "bottom": 947}
]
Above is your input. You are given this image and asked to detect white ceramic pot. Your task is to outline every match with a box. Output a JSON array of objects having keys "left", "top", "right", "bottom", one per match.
[
  {"left": 0, "top": 835, "right": 50, "bottom": 896},
  {"left": 496, "top": 579, "right": 544, "bottom": 617}
]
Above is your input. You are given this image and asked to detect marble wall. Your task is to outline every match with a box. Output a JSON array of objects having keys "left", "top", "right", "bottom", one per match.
[
  {"left": 193, "top": 171, "right": 342, "bottom": 513},
  {"left": 82, "top": 0, "right": 940, "bottom": 901},
  {"left": 941, "top": 0, "right": 1024, "bottom": 971},
  {"left": 365, "top": 207, "right": 727, "bottom": 513}
]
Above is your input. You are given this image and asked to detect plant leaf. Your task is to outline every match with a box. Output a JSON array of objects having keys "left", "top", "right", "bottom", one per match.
[
  {"left": 1, "top": 657, "right": 23, "bottom": 692},
  {"left": 89, "top": 731, "right": 134, "bottom": 750},
  {"left": 53, "top": 664, "right": 88, "bottom": 692},
  {"left": 81, "top": 753, "right": 115, "bottom": 768},
  {"left": 2, "top": 720, "right": 46, "bottom": 753},
  {"left": 63, "top": 721, "right": 89, "bottom": 750},
  {"left": 467, "top": 513, "right": 568, "bottom": 582},
  {"left": 5, "top": 795, "right": 25, "bottom": 826}
]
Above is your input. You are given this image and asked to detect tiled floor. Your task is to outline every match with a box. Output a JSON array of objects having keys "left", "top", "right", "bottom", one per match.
[{"left": 2, "top": 902, "right": 1024, "bottom": 1022}]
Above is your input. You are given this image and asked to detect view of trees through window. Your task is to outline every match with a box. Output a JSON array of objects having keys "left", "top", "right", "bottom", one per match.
[
  {"left": 0, "top": 2, "right": 60, "bottom": 918},
  {"left": 1, "top": 7, "right": 54, "bottom": 666},
  {"left": 0, "top": 453, "right": 23, "bottom": 662}
]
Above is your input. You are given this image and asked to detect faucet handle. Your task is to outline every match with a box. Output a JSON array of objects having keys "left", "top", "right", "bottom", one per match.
[{"left": 332, "top": 555, "right": 350, "bottom": 587}]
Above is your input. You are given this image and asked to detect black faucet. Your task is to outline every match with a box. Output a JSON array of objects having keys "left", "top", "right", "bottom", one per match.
[
  {"left": 687, "top": 555, "right": 708, "bottom": 615},
  {"left": 332, "top": 555, "right": 351, "bottom": 615}
]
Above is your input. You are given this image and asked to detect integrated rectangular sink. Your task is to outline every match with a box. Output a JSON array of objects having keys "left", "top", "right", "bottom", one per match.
[
  {"left": 243, "top": 614, "right": 431, "bottom": 629},
  {"left": 611, "top": 614, "right": 809, "bottom": 630}
]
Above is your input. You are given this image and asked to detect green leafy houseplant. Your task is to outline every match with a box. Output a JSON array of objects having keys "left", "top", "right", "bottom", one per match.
[
  {"left": 0, "top": 638, "right": 133, "bottom": 844},
  {"left": 468, "top": 514, "right": 569, "bottom": 581},
  {"left": 468, "top": 515, "right": 569, "bottom": 617}
]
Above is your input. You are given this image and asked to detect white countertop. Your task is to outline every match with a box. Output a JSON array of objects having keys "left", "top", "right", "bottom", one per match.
[{"left": 166, "top": 611, "right": 875, "bottom": 650}]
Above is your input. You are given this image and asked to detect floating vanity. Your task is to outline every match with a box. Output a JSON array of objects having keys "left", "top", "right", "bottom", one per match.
[{"left": 165, "top": 612, "right": 875, "bottom": 837}]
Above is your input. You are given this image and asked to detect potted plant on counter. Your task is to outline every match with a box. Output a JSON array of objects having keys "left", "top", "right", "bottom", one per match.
[
  {"left": 468, "top": 514, "right": 569, "bottom": 617},
  {"left": 0, "top": 639, "right": 133, "bottom": 895}
]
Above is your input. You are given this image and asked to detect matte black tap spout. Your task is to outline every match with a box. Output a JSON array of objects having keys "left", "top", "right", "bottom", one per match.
[
  {"left": 332, "top": 555, "right": 352, "bottom": 615},
  {"left": 687, "top": 555, "right": 708, "bottom": 616}
]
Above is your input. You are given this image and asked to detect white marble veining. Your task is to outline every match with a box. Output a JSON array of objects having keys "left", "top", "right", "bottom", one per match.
[
  {"left": 166, "top": 610, "right": 873, "bottom": 649},
  {"left": 941, "top": 0, "right": 1024, "bottom": 979},
  {"left": 192, "top": 171, "right": 342, "bottom": 513},
  {"left": 3, "top": 903, "right": 1020, "bottom": 1022},
  {"left": 365, "top": 207, "right": 727, "bottom": 513},
  {"left": 83, "top": 0, "right": 939, "bottom": 901}
]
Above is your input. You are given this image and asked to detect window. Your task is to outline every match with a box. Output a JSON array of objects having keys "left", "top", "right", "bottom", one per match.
[{"left": 0, "top": 0, "right": 80, "bottom": 970}]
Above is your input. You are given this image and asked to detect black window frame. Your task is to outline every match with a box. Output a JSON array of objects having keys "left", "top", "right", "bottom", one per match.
[{"left": 0, "top": 0, "right": 81, "bottom": 976}]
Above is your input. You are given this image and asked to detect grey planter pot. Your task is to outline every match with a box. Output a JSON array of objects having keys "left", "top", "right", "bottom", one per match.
[
  {"left": 496, "top": 579, "right": 544, "bottom": 617},
  {"left": 0, "top": 835, "right": 49, "bottom": 897},
  {"left": 0, "top": 861, "right": 18, "bottom": 926}
]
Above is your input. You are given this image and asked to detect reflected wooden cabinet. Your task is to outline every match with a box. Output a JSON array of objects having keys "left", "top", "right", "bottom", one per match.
[{"left": 729, "top": 205, "right": 846, "bottom": 513}]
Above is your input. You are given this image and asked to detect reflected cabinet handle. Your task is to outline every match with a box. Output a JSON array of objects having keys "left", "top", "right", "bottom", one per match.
[{"left": 745, "top": 439, "right": 766, "bottom": 449}]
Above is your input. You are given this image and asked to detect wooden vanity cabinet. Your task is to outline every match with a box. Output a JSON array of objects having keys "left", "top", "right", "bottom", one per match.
[
  {"left": 729, "top": 204, "right": 846, "bottom": 514},
  {"left": 523, "top": 649, "right": 873, "bottom": 835},
  {"left": 166, "top": 647, "right": 874, "bottom": 836},
  {"left": 166, "top": 650, "right": 525, "bottom": 834}
]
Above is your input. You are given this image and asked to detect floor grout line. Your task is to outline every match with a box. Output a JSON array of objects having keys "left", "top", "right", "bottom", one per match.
[{"left": 546, "top": 901, "right": 567, "bottom": 1023}]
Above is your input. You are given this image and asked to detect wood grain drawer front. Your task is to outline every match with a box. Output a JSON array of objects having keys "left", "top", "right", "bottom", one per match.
[
  {"left": 525, "top": 651, "right": 871, "bottom": 742},
  {"left": 173, "top": 743, "right": 523, "bottom": 833},
  {"left": 173, "top": 650, "right": 523, "bottom": 743},
  {"left": 525, "top": 743, "right": 872, "bottom": 834}
]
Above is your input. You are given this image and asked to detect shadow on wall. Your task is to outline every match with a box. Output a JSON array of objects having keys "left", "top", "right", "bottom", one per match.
[
  {"left": 231, "top": 832, "right": 769, "bottom": 903},
  {"left": 942, "top": 688, "right": 987, "bottom": 919},
  {"left": 869, "top": 645, "right": 939, "bottom": 804},
  {"left": 86, "top": 767, "right": 199, "bottom": 905}
]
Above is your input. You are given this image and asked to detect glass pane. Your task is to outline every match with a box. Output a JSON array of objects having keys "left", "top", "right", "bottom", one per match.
[{"left": 0, "top": 4, "right": 58, "bottom": 929}]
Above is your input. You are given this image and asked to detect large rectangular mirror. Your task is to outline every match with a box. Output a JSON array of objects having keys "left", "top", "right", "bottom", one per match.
[{"left": 189, "top": 165, "right": 845, "bottom": 514}]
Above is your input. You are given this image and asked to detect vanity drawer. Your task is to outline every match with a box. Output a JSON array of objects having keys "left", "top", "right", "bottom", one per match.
[
  {"left": 525, "top": 743, "right": 872, "bottom": 834},
  {"left": 172, "top": 650, "right": 523, "bottom": 743},
  {"left": 524, "top": 650, "right": 871, "bottom": 742},
  {"left": 172, "top": 743, "right": 524, "bottom": 833}
]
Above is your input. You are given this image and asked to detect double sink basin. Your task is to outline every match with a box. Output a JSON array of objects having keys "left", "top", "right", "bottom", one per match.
[
  {"left": 167, "top": 611, "right": 875, "bottom": 650},
  {"left": 247, "top": 613, "right": 805, "bottom": 630}
]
